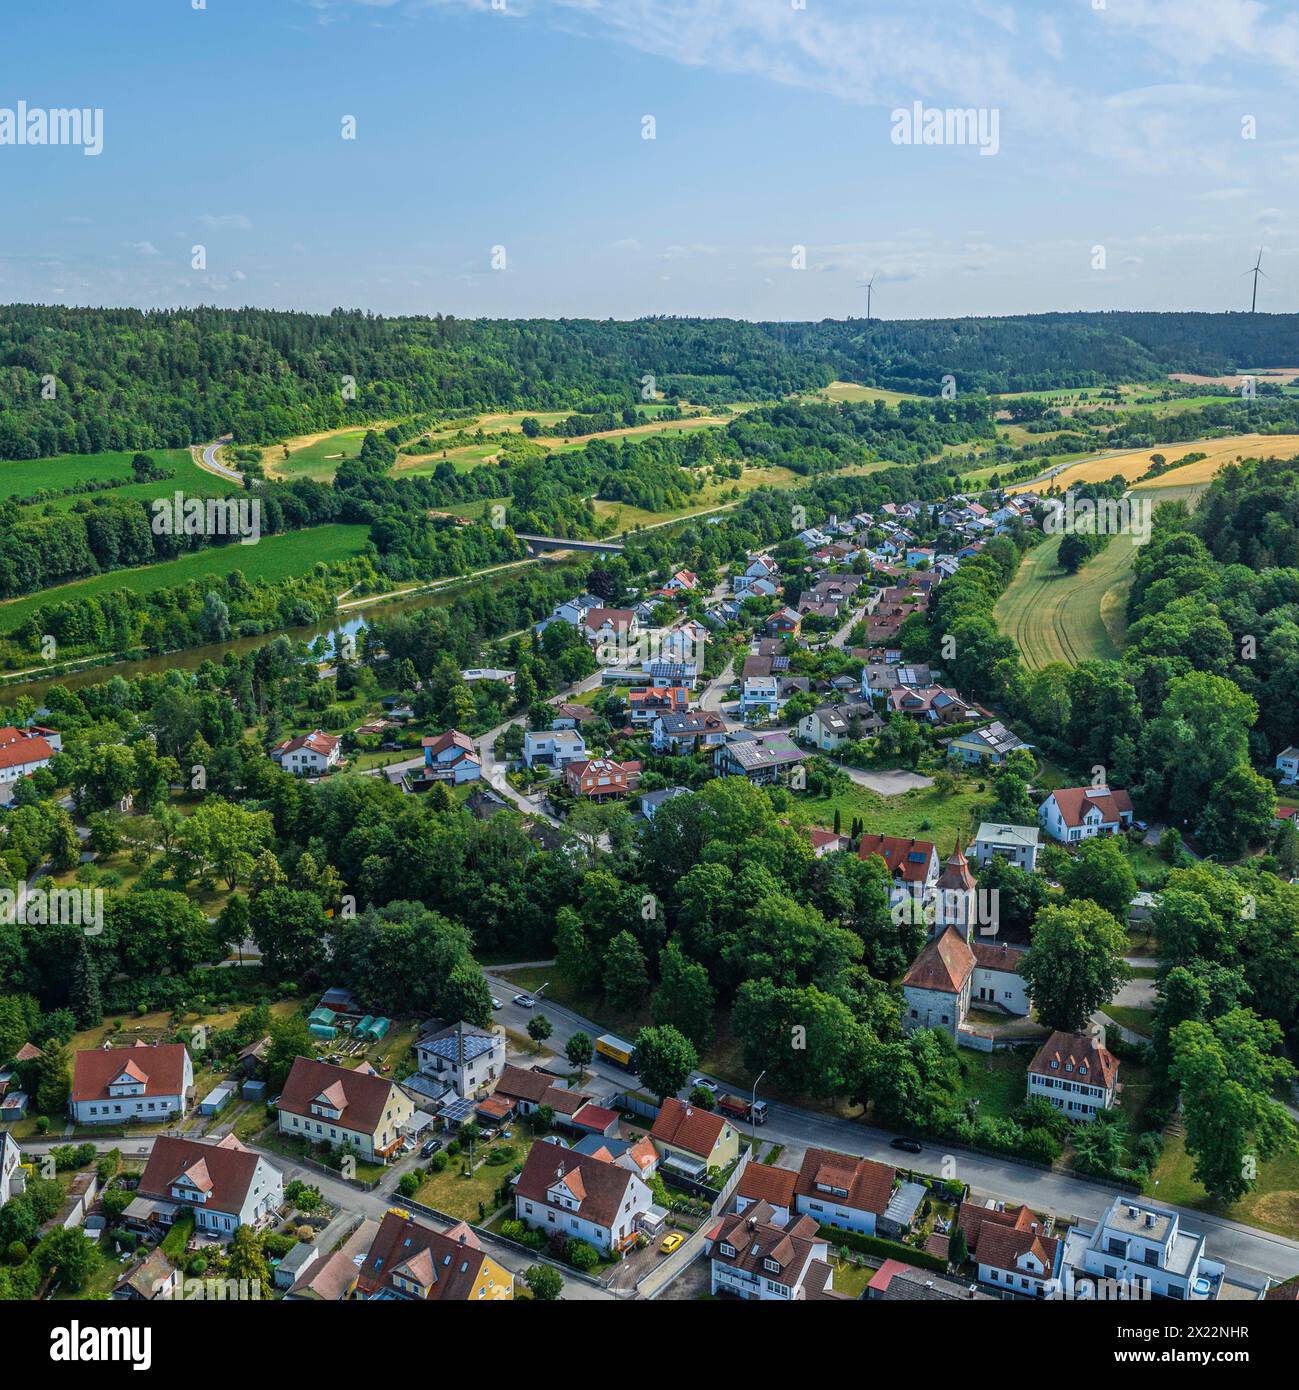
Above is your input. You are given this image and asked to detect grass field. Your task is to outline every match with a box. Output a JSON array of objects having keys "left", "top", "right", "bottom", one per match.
[
  {"left": 810, "top": 381, "right": 922, "bottom": 408},
  {"left": 0, "top": 523, "right": 370, "bottom": 632},
  {"left": 1007, "top": 433, "right": 1299, "bottom": 496},
  {"left": 794, "top": 776, "right": 987, "bottom": 853},
  {"left": 1, "top": 448, "right": 239, "bottom": 505},
  {"left": 1152, "top": 1131, "right": 1299, "bottom": 1240}
]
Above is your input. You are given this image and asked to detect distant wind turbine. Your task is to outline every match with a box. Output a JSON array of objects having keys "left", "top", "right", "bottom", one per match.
[
  {"left": 1244, "top": 248, "right": 1267, "bottom": 313},
  {"left": 857, "top": 274, "right": 878, "bottom": 321}
]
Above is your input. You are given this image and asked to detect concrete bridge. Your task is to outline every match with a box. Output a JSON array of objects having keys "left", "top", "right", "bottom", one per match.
[{"left": 515, "top": 533, "right": 626, "bottom": 556}]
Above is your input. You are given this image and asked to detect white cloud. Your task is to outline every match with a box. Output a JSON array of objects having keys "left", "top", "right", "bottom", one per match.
[
  {"left": 130, "top": 240, "right": 160, "bottom": 257},
  {"left": 200, "top": 213, "right": 253, "bottom": 231}
]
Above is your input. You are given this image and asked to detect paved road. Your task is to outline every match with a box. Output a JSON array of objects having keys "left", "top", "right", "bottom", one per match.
[
  {"left": 484, "top": 975, "right": 1299, "bottom": 1286},
  {"left": 196, "top": 439, "right": 245, "bottom": 484}
]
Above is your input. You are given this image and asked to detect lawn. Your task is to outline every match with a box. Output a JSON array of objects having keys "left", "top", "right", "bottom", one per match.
[
  {"left": 0, "top": 524, "right": 371, "bottom": 633},
  {"left": 0, "top": 448, "right": 219, "bottom": 502},
  {"left": 1151, "top": 1131, "right": 1299, "bottom": 1239},
  {"left": 957, "top": 1048, "right": 1029, "bottom": 1122},
  {"left": 828, "top": 1255, "right": 874, "bottom": 1298},
  {"left": 412, "top": 1135, "right": 523, "bottom": 1221},
  {"left": 1103, "top": 1005, "right": 1154, "bottom": 1038},
  {"left": 793, "top": 776, "right": 988, "bottom": 855}
]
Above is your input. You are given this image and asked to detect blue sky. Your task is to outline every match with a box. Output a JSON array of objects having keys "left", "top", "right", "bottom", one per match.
[{"left": 3, "top": 0, "right": 1297, "bottom": 318}]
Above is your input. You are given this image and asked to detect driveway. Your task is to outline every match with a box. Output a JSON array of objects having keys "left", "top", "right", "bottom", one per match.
[{"left": 841, "top": 767, "right": 933, "bottom": 796}]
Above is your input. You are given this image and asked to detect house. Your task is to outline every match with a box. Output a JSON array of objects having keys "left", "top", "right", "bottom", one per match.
[
  {"left": 276, "top": 1057, "right": 415, "bottom": 1161},
  {"left": 355, "top": 1210, "right": 514, "bottom": 1301},
  {"left": 627, "top": 686, "right": 689, "bottom": 724},
  {"left": 420, "top": 730, "right": 481, "bottom": 783},
  {"left": 807, "top": 827, "right": 850, "bottom": 858},
  {"left": 522, "top": 728, "right": 587, "bottom": 770},
  {"left": 948, "top": 720, "right": 1032, "bottom": 765},
  {"left": 734, "top": 1162, "right": 799, "bottom": 1227},
  {"left": 867, "top": 1257, "right": 993, "bottom": 1302},
  {"left": 765, "top": 607, "right": 802, "bottom": 638},
  {"left": 565, "top": 756, "right": 642, "bottom": 800},
  {"left": 0, "top": 1130, "right": 24, "bottom": 1209},
  {"left": 583, "top": 608, "right": 639, "bottom": 646},
  {"left": 958, "top": 1200, "right": 1063, "bottom": 1298},
  {"left": 733, "top": 555, "right": 779, "bottom": 593},
  {"left": 416, "top": 1023, "right": 505, "bottom": 1099},
  {"left": 514, "top": 1142, "right": 653, "bottom": 1253},
  {"left": 650, "top": 1097, "right": 739, "bottom": 1176},
  {"left": 112, "top": 1248, "right": 180, "bottom": 1301},
  {"left": 1039, "top": 786, "right": 1134, "bottom": 844},
  {"left": 648, "top": 659, "right": 700, "bottom": 690},
  {"left": 798, "top": 705, "right": 852, "bottom": 751},
  {"left": 794, "top": 1147, "right": 897, "bottom": 1236},
  {"left": 550, "top": 702, "right": 598, "bottom": 731},
  {"left": 272, "top": 730, "right": 342, "bottom": 776},
  {"left": 741, "top": 674, "right": 781, "bottom": 719},
  {"left": 888, "top": 685, "right": 974, "bottom": 723},
  {"left": 286, "top": 1218, "right": 378, "bottom": 1301},
  {"left": 130, "top": 1134, "right": 282, "bottom": 1238},
  {"left": 707, "top": 1200, "right": 846, "bottom": 1300},
  {"left": 1058, "top": 1195, "right": 1268, "bottom": 1301},
  {"left": 572, "top": 1134, "right": 659, "bottom": 1181},
  {"left": 1277, "top": 747, "right": 1299, "bottom": 785},
  {"left": 0, "top": 725, "right": 57, "bottom": 792},
  {"left": 858, "top": 834, "right": 939, "bottom": 904},
  {"left": 69, "top": 1043, "right": 192, "bottom": 1125},
  {"left": 901, "top": 929, "right": 1028, "bottom": 1039},
  {"left": 973, "top": 821, "right": 1040, "bottom": 873},
  {"left": 639, "top": 786, "right": 690, "bottom": 822},
  {"left": 663, "top": 568, "right": 698, "bottom": 592},
  {"left": 712, "top": 733, "right": 803, "bottom": 785},
  {"left": 460, "top": 667, "right": 515, "bottom": 687},
  {"left": 493, "top": 1064, "right": 557, "bottom": 1115},
  {"left": 1027, "top": 1030, "right": 1119, "bottom": 1122}
]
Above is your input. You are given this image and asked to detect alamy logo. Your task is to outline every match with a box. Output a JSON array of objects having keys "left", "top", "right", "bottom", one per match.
[
  {"left": 0, "top": 887, "right": 103, "bottom": 934},
  {"left": 891, "top": 101, "right": 1000, "bottom": 156},
  {"left": 0, "top": 101, "right": 103, "bottom": 156},
  {"left": 152, "top": 492, "right": 261, "bottom": 544},
  {"left": 50, "top": 1322, "right": 151, "bottom": 1371}
]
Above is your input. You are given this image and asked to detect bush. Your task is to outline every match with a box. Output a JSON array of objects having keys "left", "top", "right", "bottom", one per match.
[
  {"left": 428, "top": 1152, "right": 449, "bottom": 1173},
  {"left": 7, "top": 1241, "right": 28, "bottom": 1265},
  {"left": 263, "top": 1234, "right": 295, "bottom": 1259},
  {"left": 397, "top": 1172, "right": 421, "bottom": 1199},
  {"left": 566, "top": 1239, "right": 599, "bottom": 1272},
  {"left": 484, "top": 1145, "right": 516, "bottom": 1166},
  {"left": 187, "top": 1254, "right": 207, "bottom": 1276}
]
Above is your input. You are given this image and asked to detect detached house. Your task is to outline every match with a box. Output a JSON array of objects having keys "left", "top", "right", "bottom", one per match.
[
  {"left": 565, "top": 756, "right": 642, "bottom": 800},
  {"left": 0, "top": 725, "right": 58, "bottom": 794},
  {"left": 650, "top": 1097, "right": 739, "bottom": 1177},
  {"left": 948, "top": 720, "right": 1032, "bottom": 765},
  {"left": 798, "top": 705, "right": 852, "bottom": 751},
  {"left": 514, "top": 1143, "right": 652, "bottom": 1253},
  {"left": 973, "top": 821, "right": 1040, "bottom": 872},
  {"left": 69, "top": 1043, "right": 193, "bottom": 1125},
  {"left": 959, "top": 1200, "right": 1063, "bottom": 1298},
  {"left": 857, "top": 835, "right": 939, "bottom": 905},
  {"left": 272, "top": 730, "right": 342, "bottom": 776},
  {"left": 708, "top": 1201, "right": 847, "bottom": 1301},
  {"left": 420, "top": 730, "right": 482, "bottom": 784},
  {"left": 1039, "top": 786, "right": 1134, "bottom": 843},
  {"left": 355, "top": 1210, "right": 513, "bottom": 1301},
  {"left": 132, "top": 1134, "right": 282, "bottom": 1238},
  {"left": 416, "top": 1023, "right": 505, "bottom": 1099},
  {"left": 1027, "top": 1030, "right": 1119, "bottom": 1122},
  {"left": 277, "top": 1057, "right": 414, "bottom": 1161},
  {"left": 522, "top": 728, "right": 587, "bottom": 770},
  {"left": 651, "top": 709, "right": 727, "bottom": 754},
  {"left": 793, "top": 1148, "right": 897, "bottom": 1236},
  {"left": 1277, "top": 746, "right": 1299, "bottom": 785}
]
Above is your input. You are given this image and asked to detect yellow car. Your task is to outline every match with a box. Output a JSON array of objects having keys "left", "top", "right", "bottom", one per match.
[{"left": 659, "top": 1232, "right": 684, "bottom": 1254}]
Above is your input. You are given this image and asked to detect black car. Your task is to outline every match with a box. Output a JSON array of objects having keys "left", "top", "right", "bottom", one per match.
[
  {"left": 420, "top": 1137, "right": 443, "bottom": 1159},
  {"left": 890, "top": 1137, "right": 923, "bottom": 1154}
]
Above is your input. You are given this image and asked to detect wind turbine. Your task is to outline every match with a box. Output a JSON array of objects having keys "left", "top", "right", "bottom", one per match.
[
  {"left": 1244, "top": 248, "right": 1267, "bottom": 313},
  {"left": 858, "top": 273, "right": 878, "bottom": 322}
]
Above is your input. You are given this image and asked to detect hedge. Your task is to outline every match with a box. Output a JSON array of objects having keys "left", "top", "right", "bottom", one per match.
[{"left": 816, "top": 1225, "right": 948, "bottom": 1273}]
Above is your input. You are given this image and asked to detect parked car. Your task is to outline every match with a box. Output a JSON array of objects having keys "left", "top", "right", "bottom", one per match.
[
  {"left": 420, "top": 1137, "right": 443, "bottom": 1159},
  {"left": 542, "top": 1135, "right": 569, "bottom": 1148},
  {"left": 491, "top": 996, "right": 503, "bottom": 1009},
  {"left": 890, "top": 1137, "right": 923, "bottom": 1154},
  {"left": 689, "top": 1076, "right": 719, "bottom": 1094},
  {"left": 513, "top": 994, "right": 536, "bottom": 1008},
  {"left": 659, "top": 1232, "right": 685, "bottom": 1254}
]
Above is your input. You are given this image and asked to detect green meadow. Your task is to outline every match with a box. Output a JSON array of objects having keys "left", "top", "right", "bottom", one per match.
[{"left": 1, "top": 448, "right": 237, "bottom": 505}]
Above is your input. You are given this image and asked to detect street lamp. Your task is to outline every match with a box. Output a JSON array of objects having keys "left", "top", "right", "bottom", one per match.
[{"left": 750, "top": 1069, "right": 767, "bottom": 1150}]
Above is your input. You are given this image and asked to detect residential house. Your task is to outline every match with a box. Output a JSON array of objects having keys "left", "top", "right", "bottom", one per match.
[
  {"left": 959, "top": 1200, "right": 1063, "bottom": 1298},
  {"left": 1277, "top": 746, "right": 1299, "bottom": 785},
  {"left": 514, "top": 1143, "right": 653, "bottom": 1253},
  {"left": 765, "top": 607, "right": 802, "bottom": 638},
  {"left": 522, "top": 728, "right": 587, "bottom": 770},
  {"left": 650, "top": 709, "right": 728, "bottom": 753},
  {"left": 807, "top": 827, "right": 850, "bottom": 858},
  {"left": 271, "top": 730, "right": 342, "bottom": 776},
  {"left": 0, "top": 1130, "right": 24, "bottom": 1209},
  {"left": 794, "top": 1147, "right": 897, "bottom": 1236},
  {"left": 733, "top": 555, "right": 779, "bottom": 594},
  {"left": 416, "top": 1023, "right": 505, "bottom": 1099},
  {"left": 858, "top": 835, "right": 939, "bottom": 905},
  {"left": 1058, "top": 1195, "right": 1268, "bottom": 1301},
  {"left": 583, "top": 608, "right": 638, "bottom": 647},
  {"left": 888, "top": 685, "right": 974, "bottom": 723},
  {"left": 648, "top": 659, "right": 699, "bottom": 690},
  {"left": 112, "top": 1248, "right": 180, "bottom": 1301},
  {"left": 1039, "top": 786, "right": 1134, "bottom": 843},
  {"left": 972, "top": 821, "right": 1040, "bottom": 872},
  {"left": 627, "top": 686, "right": 689, "bottom": 725},
  {"left": 798, "top": 705, "right": 852, "bottom": 751},
  {"left": 639, "top": 786, "right": 691, "bottom": 822},
  {"left": 741, "top": 674, "right": 781, "bottom": 719},
  {"left": 276, "top": 1057, "right": 415, "bottom": 1161},
  {"left": 550, "top": 702, "right": 598, "bottom": 731},
  {"left": 420, "top": 730, "right": 481, "bottom": 784},
  {"left": 460, "top": 668, "right": 515, "bottom": 688},
  {"left": 565, "top": 756, "right": 642, "bottom": 800},
  {"left": 662, "top": 568, "right": 698, "bottom": 593},
  {"left": 861, "top": 661, "right": 933, "bottom": 696},
  {"left": 355, "top": 1210, "right": 513, "bottom": 1301},
  {"left": 69, "top": 1043, "right": 193, "bottom": 1125},
  {"left": 734, "top": 1162, "right": 799, "bottom": 1227},
  {"left": 650, "top": 1097, "right": 739, "bottom": 1177},
  {"left": 948, "top": 720, "right": 1032, "bottom": 765},
  {"left": 900, "top": 930, "right": 1028, "bottom": 1039},
  {"left": 866, "top": 1258, "right": 993, "bottom": 1302},
  {"left": 131, "top": 1133, "right": 282, "bottom": 1238},
  {"left": 1027, "top": 1030, "right": 1119, "bottom": 1122},
  {"left": 571, "top": 1134, "right": 659, "bottom": 1181},
  {"left": 286, "top": 1219, "right": 378, "bottom": 1301},
  {"left": 0, "top": 725, "right": 58, "bottom": 793},
  {"left": 713, "top": 733, "right": 803, "bottom": 785},
  {"left": 707, "top": 1201, "right": 846, "bottom": 1301}
]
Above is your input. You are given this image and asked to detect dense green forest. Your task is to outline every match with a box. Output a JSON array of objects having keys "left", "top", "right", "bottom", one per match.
[{"left": 2, "top": 304, "right": 1297, "bottom": 459}]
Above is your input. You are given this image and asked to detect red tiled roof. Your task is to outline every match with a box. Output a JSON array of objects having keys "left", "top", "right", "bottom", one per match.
[
  {"left": 1047, "top": 786, "right": 1133, "bottom": 829},
  {"left": 971, "top": 941, "right": 1026, "bottom": 976},
  {"left": 650, "top": 1097, "right": 727, "bottom": 1159},
  {"left": 72, "top": 1044, "right": 189, "bottom": 1104},
  {"left": 139, "top": 1134, "right": 262, "bottom": 1215},
  {"left": 495, "top": 1064, "right": 553, "bottom": 1105},
  {"left": 858, "top": 834, "right": 937, "bottom": 883},
  {"left": 0, "top": 735, "right": 53, "bottom": 771},
  {"left": 276, "top": 730, "right": 339, "bottom": 758},
  {"left": 901, "top": 927, "right": 976, "bottom": 994},
  {"left": 515, "top": 1143, "right": 638, "bottom": 1230},
  {"left": 736, "top": 1162, "right": 798, "bottom": 1210},
  {"left": 794, "top": 1147, "right": 895, "bottom": 1216},
  {"left": 1028, "top": 1030, "right": 1119, "bottom": 1093},
  {"left": 277, "top": 1057, "right": 400, "bottom": 1135},
  {"left": 355, "top": 1212, "right": 494, "bottom": 1301}
]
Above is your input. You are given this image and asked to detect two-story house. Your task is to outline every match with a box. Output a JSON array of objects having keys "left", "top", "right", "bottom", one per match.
[
  {"left": 798, "top": 705, "right": 852, "bottom": 751},
  {"left": 69, "top": 1043, "right": 193, "bottom": 1125},
  {"left": 271, "top": 730, "right": 342, "bottom": 777},
  {"left": 0, "top": 725, "right": 58, "bottom": 795},
  {"left": 522, "top": 728, "right": 587, "bottom": 770},
  {"left": 1039, "top": 786, "right": 1134, "bottom": 844},
  {"left": 420, "top": 730, "right": 482, "bottom": 783},
  {"left": 276, "top": 1057, "right": 414, "bottom": 1161},
  {"left": 651, "top": 710, "right": 727, "bottom": 754},
  {"left": 972, "top": 821, "right": 1040, "bottom": 872},
  {"left": 1277, "top": 746, "right": 1299, "bottom": 785},
  {"left": 565, "top": 756, "right": 642, "bottom": 800},
  {"left": 858, "top": 834, "right": 939, "bottom": 906},
  {"left": 514, "top": 1143, "right": 652, "bottom": 1253},
  {"left": 355, "top": 1210, "right": 514, "bottom": 1301},
  {"left": 416, "top": 1023, "right": 505, "bottom": 1100},
  {"left": 959, "top": 1200, "right": 1063, "bottom": 1298},
  {"left": 793, "top": 1148, "right": 896, "bottom": 1236},
  {"left": 1027, "top": 1030, "right": 1119, "bottom": 1122},
  {"left": 650, "top": 1097, "right": 739, "bottom": 1177},
  {"left": 707, "top": 1201, "right": 846, "bottom": 1301},
  {"left": 133, "top": 1134, "right": 282, "bottom": 1238}
]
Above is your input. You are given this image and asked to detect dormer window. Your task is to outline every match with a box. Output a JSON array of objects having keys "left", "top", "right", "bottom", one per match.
[
  {"left": 763, "top": 1258, "right": 780, "bottom": 1274},
  {"left": 719, "top": 1242, "right": 735, "bottom": 1258},
  {"left": 1050, "top": 1059, "right": 1058, "bottom": 1070}
]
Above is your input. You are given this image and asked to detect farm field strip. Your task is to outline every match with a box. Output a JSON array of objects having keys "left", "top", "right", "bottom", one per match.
[
  {"left": 2, "top": 448, "right": 240, "bottom": 506},
  {"left": 0, "top": 524, "right": 371, "bottom": 632}
]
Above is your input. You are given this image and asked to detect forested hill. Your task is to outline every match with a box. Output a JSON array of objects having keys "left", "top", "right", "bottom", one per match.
[{"left": 1, "top": 304, "right": 1296, "bottom": 460}]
